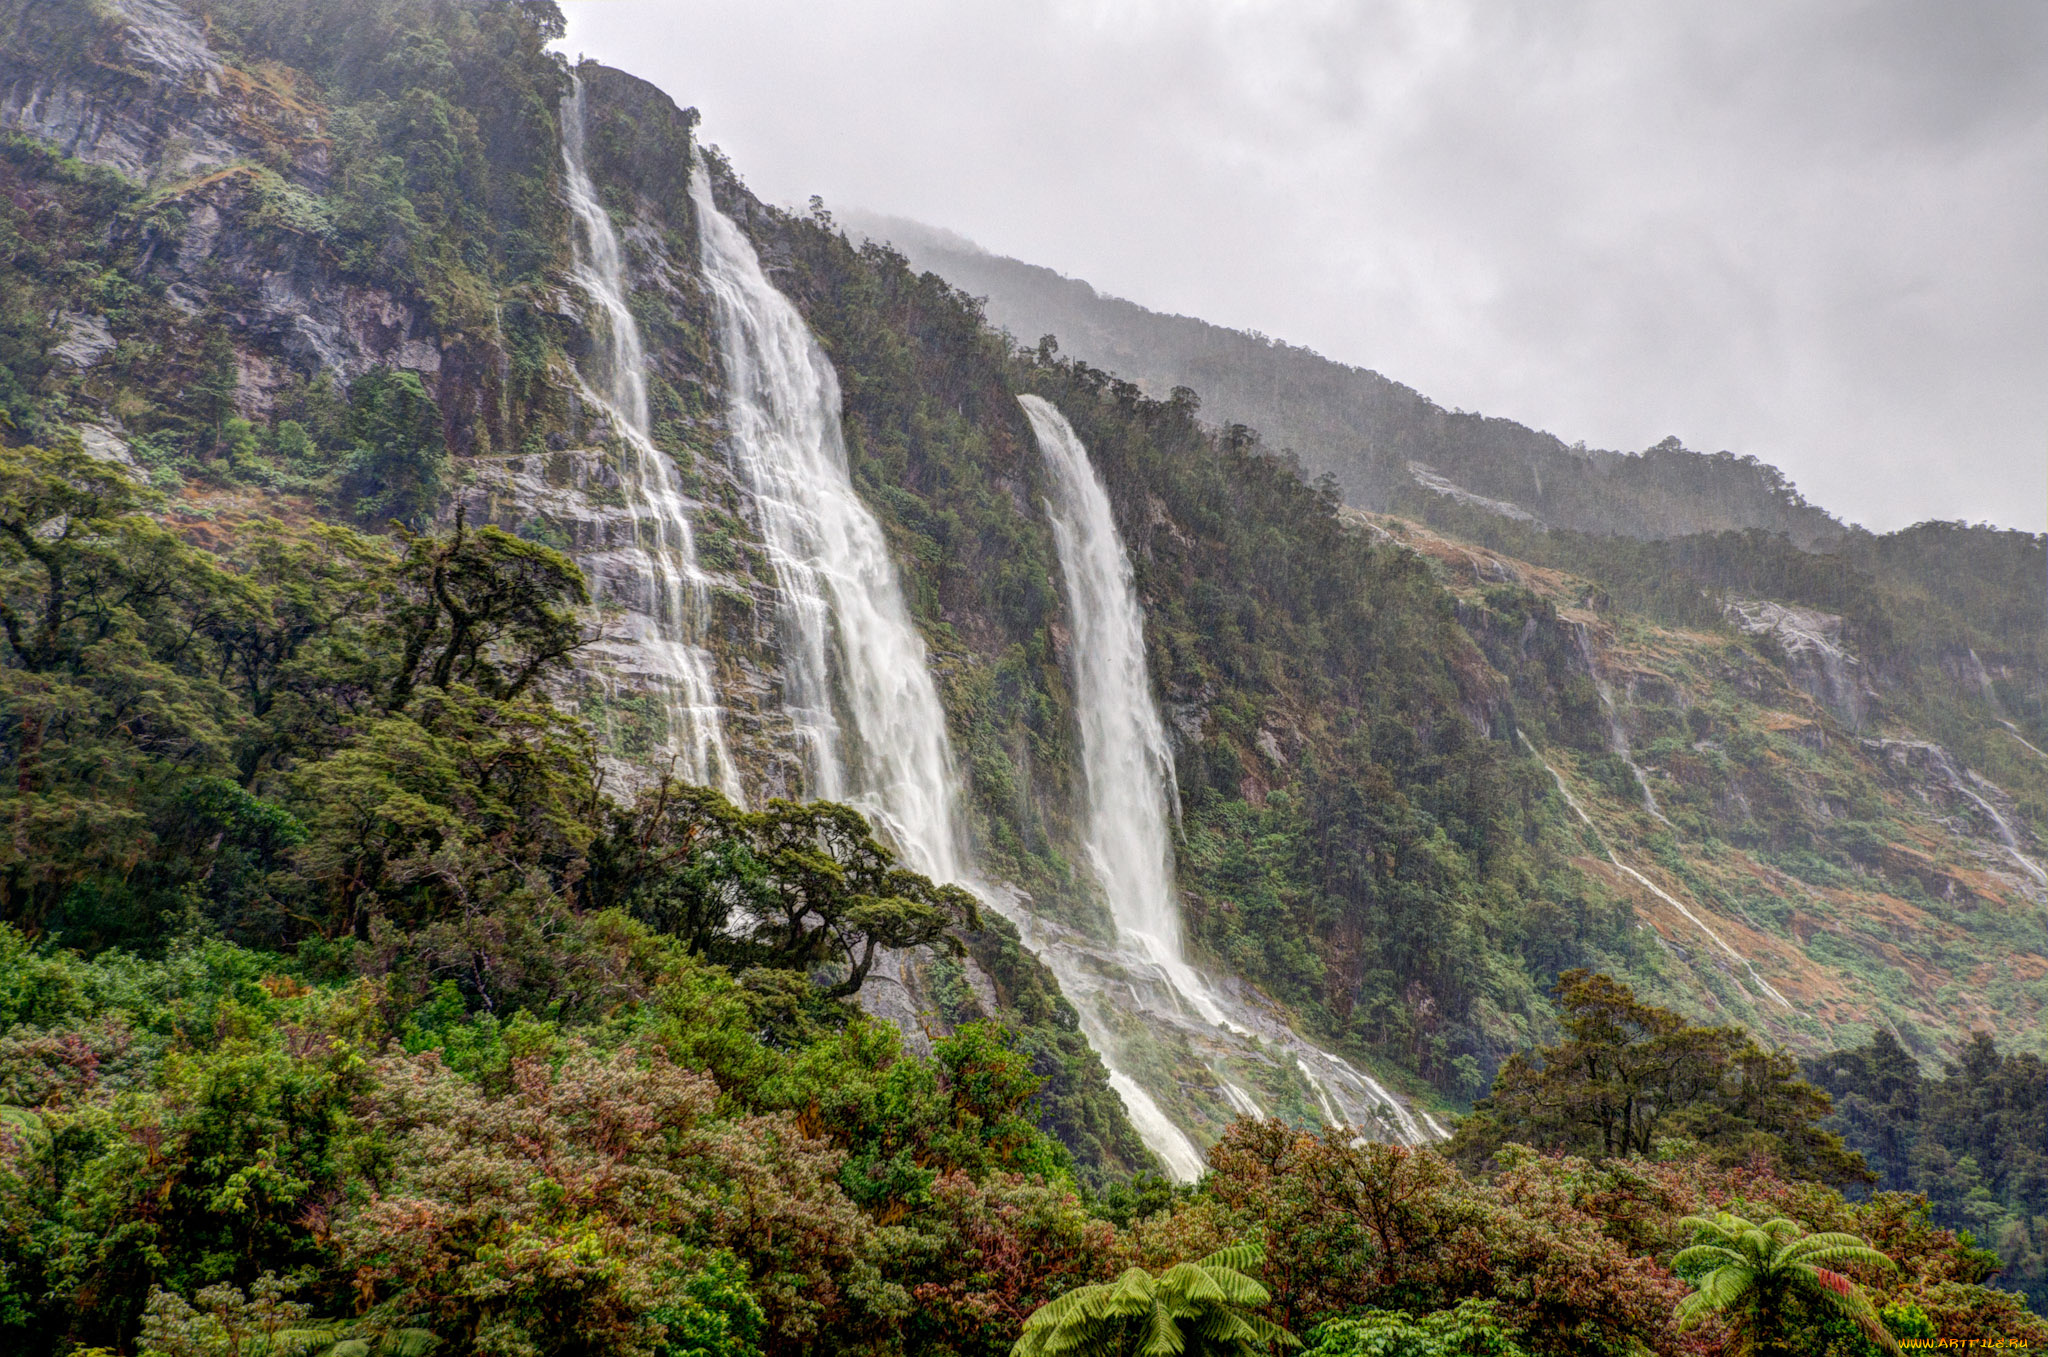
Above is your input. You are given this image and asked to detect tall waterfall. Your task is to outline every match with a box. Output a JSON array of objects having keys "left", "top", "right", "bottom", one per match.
[
  {"left": 687, "top": 160, "right": 964, "bottom": 882},
  {"left": 684, "top": 159, "right": 1203, "bottom": 1171},
  {"left": 678, "top": 147, "right": 1424, "bottom": 1179},
  {"left": 1022, "top": 395, "right": 1425, "bottom": 1176},
  {"left": 559, "top": 77, "right": 738, "bottom": 797}
]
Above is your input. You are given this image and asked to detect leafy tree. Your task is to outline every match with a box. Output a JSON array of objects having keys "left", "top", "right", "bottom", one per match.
[
  {"left": 0, "top": 443, "right": 240, "bottom": 938},
  {"left": 1453, "top": 971, "right": 1869, "bottom": 1186},
  {"left": 1202, "top": 1121, "right": 1687, "bottom": 1356},
  {"left": 1808, "top": 1029, "right": 2048, "bottom": 1310},
  {"left": 1010, "top": 1242, "right": 1295, "bottom": 1357},
  {"left": 340, "top": 368, "right": 447, "bottom": 529},
  {"left": 1672, "top": 1211, "right": 1900, "bottom": 1357},
  {"left": 382, "top": 511, "right": 588, "bottom": 712},
  {"left": 1300, "top": 1299, "right": 1529, "bottom": 1357},
  {"left": 0, "top": 442, "right": 217, "bottom": 677},
  {"left": 337, "top": 1042, "right": 864, "bottom": 1357},
  {"left": 589, "top": 782, "right": 980, "bottom": 1000}
]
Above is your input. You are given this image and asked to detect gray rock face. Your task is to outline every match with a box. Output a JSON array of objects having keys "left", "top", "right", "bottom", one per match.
[
  {"left": 0, "top": 0, "right": 263, "bottom": 184},
  {"left": 52, "top": 312, "right": 113, "bottom": 368},
  {"left": 1724, "top": 598, "right": 1872, "bottom": 728},
  {"left": 0, "top": 0, "right": 431, "bottom": 398},
  {"left": 74, "top": 421, "right": 136, "bottom": 470},
  {"left": 450, "top": 448, "right": 805, "bottom": 801}
]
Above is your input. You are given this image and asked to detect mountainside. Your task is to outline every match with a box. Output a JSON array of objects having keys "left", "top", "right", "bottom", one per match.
[
  {"left": 2, "top": 0, "right": 2042, "bottom": 1146},
  {"left": 844, "top": 213, "right": 1849, "bottom": 547},
  {"left": 2, "top": 0, "right": 2047, "bottom": 1351}
]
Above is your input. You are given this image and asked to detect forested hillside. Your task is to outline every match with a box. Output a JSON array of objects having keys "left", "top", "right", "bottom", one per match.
[
  {"left": 843, "top": 213, "right": 1848, "bottom": 546},
  {"left": 0, "top": 0, "right": 2043, "bottom": 1352}
]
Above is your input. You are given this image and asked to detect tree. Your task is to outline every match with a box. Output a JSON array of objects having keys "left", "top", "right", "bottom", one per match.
[
  {"left": 382, "top": 510, "right": 587, "bottom": 712},
  {"left": 1010, "top": 1243, "right": 1296, "bottom": 1357},
  {"left": 1300, "top": 1299, "right": 1529, "bottom": 1357},
  {"left": 1452, "top": 971, "right": 1870, "bottom": 1186},
  {"left": 0, "top": 442, "right": 215, "bottom": 676},
  {"left": 336, "top": 1042, "right": 865, "bottom": 1356},
  {"left": 589, "top": 783, "right": 980, "bottom": 1001},
  {"left": 0, "top": 443, "right": 240, "bottom": 939},
  {"left": 1672, "top": 1211, "right": 1900, "bottom": 1357},
  {"left": 340, "top": 368, "right": 447, "bottom": 529}
]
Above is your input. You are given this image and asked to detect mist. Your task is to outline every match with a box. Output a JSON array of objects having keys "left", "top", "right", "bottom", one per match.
[{"left": 561, "top": 0, "right": 2048, "bottom": 533}]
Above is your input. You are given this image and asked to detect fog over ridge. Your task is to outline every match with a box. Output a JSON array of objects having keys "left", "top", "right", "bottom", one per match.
[{"left": 562, "top": 0, "right": 2048, "bottom": 533}]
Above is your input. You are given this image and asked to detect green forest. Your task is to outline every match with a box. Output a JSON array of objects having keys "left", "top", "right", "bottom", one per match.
[{"left": 0, "top": 0, "right": 2044, "bottom": 1352}]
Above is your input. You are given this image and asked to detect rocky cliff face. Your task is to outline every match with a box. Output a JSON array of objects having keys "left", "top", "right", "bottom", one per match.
[
  {"left": 1398, "top": 512, "right": 2047, "bottom": 1055},
  {"left": 4, "top": 0, "right": 2040, "bottom": 1144},
  {"left": 0, "top": 0, "right": 315, "bottom": 186}
]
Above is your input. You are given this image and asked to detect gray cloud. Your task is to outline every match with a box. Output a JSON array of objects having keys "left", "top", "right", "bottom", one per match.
[{"left": 562, "top": 0, "right": 2047, "bottom": 532}]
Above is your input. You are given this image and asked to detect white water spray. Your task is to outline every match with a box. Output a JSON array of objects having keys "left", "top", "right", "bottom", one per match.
[
  {"left": 1023, "top": 395, "right": 1423, "bottom": 1174},
  {"left": 687, "top": 166, "right": 1243, "bottom": 1178},
  {"left": 688, "top": 158, "right": 964, "bottom": 881},
  {"left": 560, "top": 77, "right": 736, "bottom": 797}
]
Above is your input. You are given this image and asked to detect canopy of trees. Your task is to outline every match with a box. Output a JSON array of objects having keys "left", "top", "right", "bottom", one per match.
[{"left": 1450, "top": 971, "right": 1869, "bottom": 1187}]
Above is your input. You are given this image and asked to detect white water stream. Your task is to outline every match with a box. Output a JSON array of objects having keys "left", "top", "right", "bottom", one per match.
[
  {"left": 689, "top": 162, "right": 1237, "bottom": 1175},
  {"left": 688, "top": 159, "right": 967, "bottom": 883},
  {"left": 1570, "top": 624, "right": 1671, "bottom": 828},
  {"left": 1520, "top": 732, "right": 1791, "bottom": 1009},
  {"left": 1022, "top": 395, "right": 1423, "bottom": 1177},
  {"left": 560, "top": 80, "right": 738, "bottom": 798}
]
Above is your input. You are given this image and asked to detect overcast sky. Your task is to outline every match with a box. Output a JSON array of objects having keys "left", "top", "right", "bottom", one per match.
[{"left": 561, "top": 0, "right": 2047, "bottom": 534}]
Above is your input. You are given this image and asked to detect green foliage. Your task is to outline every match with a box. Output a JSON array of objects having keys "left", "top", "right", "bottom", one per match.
[
  {"left": 651, "top": 1251, "right": 765, "bottom": 1357},
  {"left": 341, "top": 369, "right": 447, "bottom": 529},
  {"left": 1452, "top": 971, "right": 1870, "bottom": 1186},
  {"left": 1301, "top": 1300, "right": 1529, "bottom": 1357},
  {"left": 1807, "top": 1030, "right": 2048, "bottom": 1312},
  {"left": 589, "top": 781, "right": 980, "bottom": 1001},
  {"left": 1672, "top": 1211, "right": 1900, "bottom": 1356},
  {"left": 1011, "top": 1243, "right": 1296, "bottom": 1357},
  {"left": 1203, "top": 1120, "right": 1686, "bottom": 1355}
]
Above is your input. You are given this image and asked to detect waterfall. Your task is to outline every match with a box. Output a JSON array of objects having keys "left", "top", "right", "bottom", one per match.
[
  {"left": 558, "top": 77, "right": 738, "bottom": 798},
  {"left": 687, "top": 160, "right": 965, "bottom": 882},
  {"left": 680, "top": 152, "right": 1423, "bottom": 1178},
  {"left": 1021, "top": 395, "right": 1423, "bottom": 1177},
  {"left": 1023, "top": 395, "right": 1229, "bottom": 1022}
]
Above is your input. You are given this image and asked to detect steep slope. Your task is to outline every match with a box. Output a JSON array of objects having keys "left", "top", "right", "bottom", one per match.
[
  {"left": 2, "top": 0, "right": 2039, "bottom": 1189},
  {"left": 1384, "top": 510, "right": 2047, "bottom": 1058},
  {"left": 845, "top": 212, "right": 1846, "bottom": 546}
]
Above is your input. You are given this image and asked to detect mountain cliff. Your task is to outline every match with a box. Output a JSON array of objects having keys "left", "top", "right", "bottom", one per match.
[
  {"left": 3, "top": 0, "right": 2042, "bottom": 1142},
  {"left": 2, "top": 0, "right": 2046, "bottom": 1350}
]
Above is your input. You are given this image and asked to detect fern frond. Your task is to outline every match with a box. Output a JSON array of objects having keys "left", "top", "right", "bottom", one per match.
[
  {"left": 1137, "top": 1299, "right": 1184, "bottom": 1357},
  {"left": 1672, "top": 1244, "right": 1740, "bottom": 1272},
  {"left": 1196, "top": 1243, "right": 1266, "bottom": 1274}
]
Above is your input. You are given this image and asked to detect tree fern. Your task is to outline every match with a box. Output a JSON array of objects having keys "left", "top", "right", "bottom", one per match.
[
  {"left": 1672, "top": 1211, "right": 1900, "bottom": 1356},
  {"left": 1013, "top": 1244, "right": 1298, "bottom": 1357}
]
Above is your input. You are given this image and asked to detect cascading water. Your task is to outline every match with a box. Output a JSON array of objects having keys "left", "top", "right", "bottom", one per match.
[
  {"left": 687, "top": 158, "right": 964, "bottom": 883},
  {"left": 682, "top": 147, "right": 1422, "bottom": 1179},
  {"left": 1020, "top": 395, "right": 1423, "bottom": 1177},
  {"left": 1519, "top": 731, "right": 1792, "bottom": 1009},
  {"left": 559, "top": 77, "right": 737, "bottom": 798}
]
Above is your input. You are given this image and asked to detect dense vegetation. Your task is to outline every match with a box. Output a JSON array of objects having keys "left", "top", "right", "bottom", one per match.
[
  {"left": 1, "top": 0, "right": 2044, "bottom": 1351},
  {"left": 4, "top": 917, "right": 2043, "bottom": 1354},
  {"left": 1808, "top": 1030, "right": 2048, "bottom": 1314}
]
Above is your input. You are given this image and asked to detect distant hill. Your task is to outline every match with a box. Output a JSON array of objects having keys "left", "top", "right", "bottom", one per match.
[{"left": 844, "top": 211, "right": 1848, "bottom": 548}]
